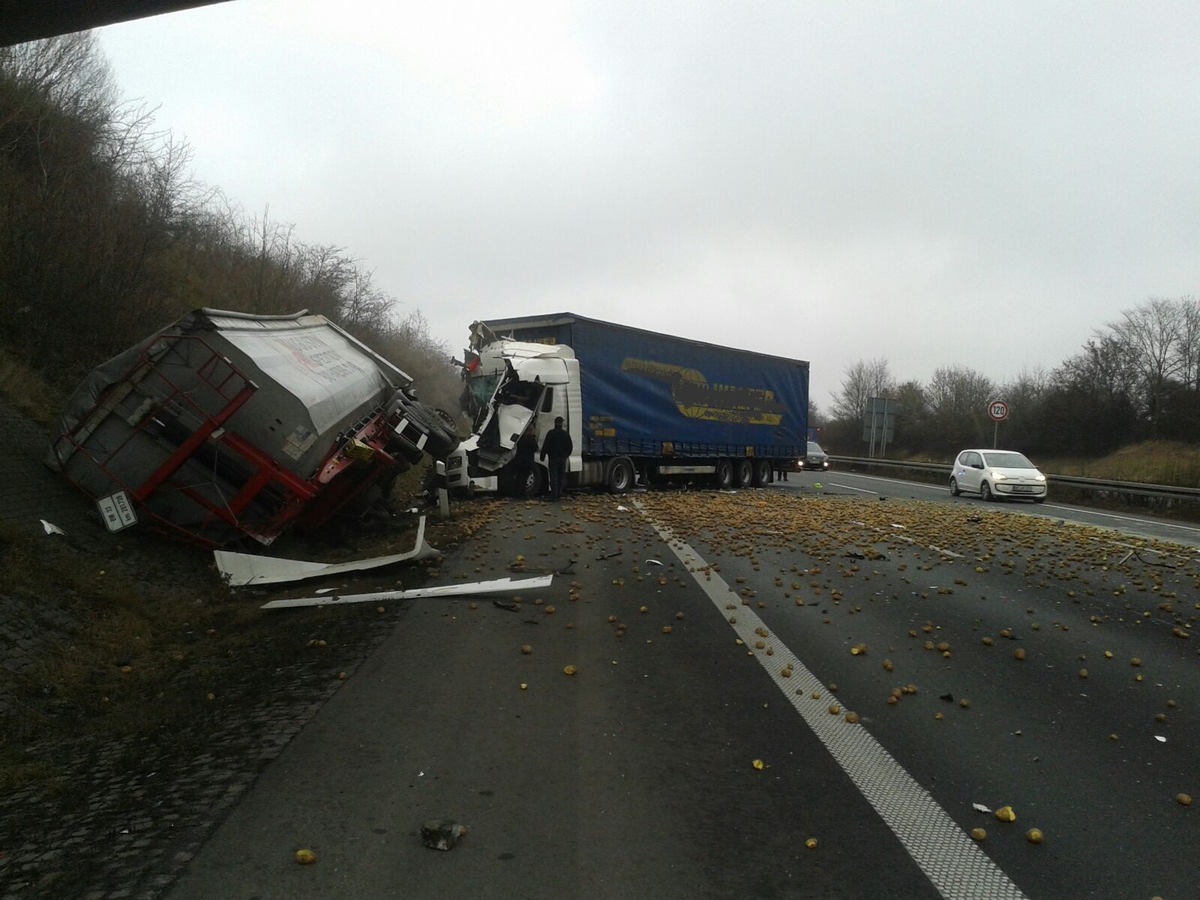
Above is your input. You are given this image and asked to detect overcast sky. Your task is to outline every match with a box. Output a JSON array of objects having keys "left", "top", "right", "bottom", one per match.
[{"left": 96, "top": 0, "right": 1200, "bottom": 411}]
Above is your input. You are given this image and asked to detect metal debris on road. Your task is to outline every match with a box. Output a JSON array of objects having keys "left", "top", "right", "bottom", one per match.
[
  {"left": 260, "top": 574, "right": 554, "bottom": 610},
  {"left": 216, "top": 516, "right": 440, "bottom": 586}
]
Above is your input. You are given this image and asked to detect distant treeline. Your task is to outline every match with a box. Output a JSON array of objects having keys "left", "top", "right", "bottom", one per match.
[
  {"left": 0, "top": 33, "right": 462, "bottom": 414},
  {"left": 821, "top": 291, "right": 1200, "bottom": 462}
]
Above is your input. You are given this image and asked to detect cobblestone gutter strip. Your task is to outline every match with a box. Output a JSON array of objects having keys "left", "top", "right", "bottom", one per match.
[{"left": 0, "top": 602, "right": 407, "bottom": 900}]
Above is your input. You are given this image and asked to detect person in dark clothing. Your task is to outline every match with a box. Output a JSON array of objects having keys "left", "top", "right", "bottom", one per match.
[
  {"left": 540, "top": 416, "right": 573, "bottom": 500},
  {"left": 512, "top": 428, "right": 539, "bottom": 497}
]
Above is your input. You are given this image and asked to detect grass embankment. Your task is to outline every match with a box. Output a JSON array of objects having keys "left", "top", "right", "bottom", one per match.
[
  {"left": 0, "top": 472, "right": 480, "bottom": 793},
  {"left": 0, "top": 348, "right": 63, "bottom": 425},
  {"left": 1042, "top": 442, "right": 1200, "bottom": 488}
]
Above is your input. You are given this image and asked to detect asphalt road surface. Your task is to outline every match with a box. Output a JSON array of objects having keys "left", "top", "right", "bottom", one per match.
[
  {"left": 167, "top": 484, "right": 1200, "bottom": 900},
  {"left": 804, "top": 468, "right": 1200, "bottom": 549}
]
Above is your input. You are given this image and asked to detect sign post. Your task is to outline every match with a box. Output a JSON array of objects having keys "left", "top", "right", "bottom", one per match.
[
  {"left": 862, "top": 398, "right": 897, "bottom": 458},
  {"left": 987, "top": 399, "right": 1009, "bottom": 448}
]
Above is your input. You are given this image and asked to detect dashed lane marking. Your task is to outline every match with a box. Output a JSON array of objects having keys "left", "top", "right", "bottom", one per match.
[{"left": 637, "top": 505, "right": 1029, "bottom": 900}]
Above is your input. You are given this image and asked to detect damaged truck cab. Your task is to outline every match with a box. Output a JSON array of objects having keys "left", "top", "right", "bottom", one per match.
[
  {"left": 446, "top": 313, "right": 809, "bottom": 497},
  {"left": 451, "top": 322, "right": 580, "bottom": 497},
  {"left": 48, "top": 308, "right": 459, "bottom": 546}
]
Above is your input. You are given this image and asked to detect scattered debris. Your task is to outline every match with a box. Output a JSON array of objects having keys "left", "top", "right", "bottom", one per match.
[
  {"left": 421, "top": 820, "right": 468, "bottom": 851},
  {"left": 261, "top": 574, "right": 554, "bottom": 610},
  {"left": 216, "top": 516, "right": 439, "bottom": 586}
]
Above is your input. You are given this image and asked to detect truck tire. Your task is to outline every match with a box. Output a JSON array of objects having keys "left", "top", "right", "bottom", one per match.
[
  {"left": 388, "top": 391, "right": 461, "bottom": 460},
  {"left": 716, "top": 459, "right": 735, "bottom": 489},
  {"left": 503, "top": 463, "right": 544, "bottom": 498},
  {"left": 605, "top": 457, "right": 636, "bottom": 494},
  {"left": 753, "top": 459, "right": 773, "bottom": 486},
  {"left": 734, "top": 458, "right": 754, "bottom": 488}
]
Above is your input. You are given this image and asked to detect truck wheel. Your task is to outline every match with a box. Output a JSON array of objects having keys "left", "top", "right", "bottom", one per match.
[
  {"left": 389, "top": 391, "right": 461, "bottom": 460},
  {"left": 502, "top": 464, "right": 544, "bottom": 498},
  {"left": 734, "top": 459, "right": 753, "bottom": 488},
  {"left": 753, "top": 459, "right": 773, "bottom": 486},
  {"left": 716, "top": 459, "right": 734, "bottom": 489},
  {"left": 524, "top": 465, "right": 545, "bottom": 498},
  {"left": 606, "top": 457, "right": 636, "bottom": 494}
]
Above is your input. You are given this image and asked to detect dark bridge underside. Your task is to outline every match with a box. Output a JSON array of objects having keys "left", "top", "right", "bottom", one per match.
[{"left": 1, "top": 1, "right": 233, "bottom": 47}]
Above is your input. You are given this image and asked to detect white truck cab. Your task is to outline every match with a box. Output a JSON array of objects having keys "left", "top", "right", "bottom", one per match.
[{"left": 446, "top": 329, "right": 581, "bottom": 497}]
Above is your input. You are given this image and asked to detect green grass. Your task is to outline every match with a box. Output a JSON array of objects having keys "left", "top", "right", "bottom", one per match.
[
  {"left": 1042, "top": 442, "right": 1200, "bottom": 488},
  {"left": 0, "top": 347, "right": 66, "bottom": 425}
]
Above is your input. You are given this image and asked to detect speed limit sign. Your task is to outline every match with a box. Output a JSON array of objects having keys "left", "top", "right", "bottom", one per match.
[{"left": 988, "top": 400, "right": 1010, "bottom": 421}]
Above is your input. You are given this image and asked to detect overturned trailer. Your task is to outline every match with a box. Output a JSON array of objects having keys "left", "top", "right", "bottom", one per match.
[{"left": 47, "top": 308, "right": 459, "bottom": 546}]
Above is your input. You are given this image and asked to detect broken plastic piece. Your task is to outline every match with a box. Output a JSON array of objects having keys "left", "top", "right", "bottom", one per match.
[
  {"left": 216, "top": 516, "right": 439, "bottom": 586},
  {"left": 261, "top": 574, "right": 554, "bottom": 610},
  {"left": 41, "top": 519, "right": 67, "bottom": 536}
]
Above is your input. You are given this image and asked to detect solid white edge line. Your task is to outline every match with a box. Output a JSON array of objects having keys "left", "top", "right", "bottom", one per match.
[{"left": 635, "top": 503, "right": 1029, "bottom": 900}]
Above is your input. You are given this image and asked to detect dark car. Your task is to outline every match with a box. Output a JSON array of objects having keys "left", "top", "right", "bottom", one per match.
[{"left": 798, "top": 440, "right": 830, "bottom": 471}]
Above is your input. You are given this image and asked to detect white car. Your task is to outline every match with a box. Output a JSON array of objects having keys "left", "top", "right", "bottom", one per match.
[{"left": 950, "top": 449, "right": 1047, "bottom": 502}]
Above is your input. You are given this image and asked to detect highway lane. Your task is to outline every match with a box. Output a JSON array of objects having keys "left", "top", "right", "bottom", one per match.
[
  {"left": 793, "top": 468, "right": 1200, "bottom": 550},
  {"left": 643, "top": 488, "right": 1200, "bottom": 899},
  {"left": 167, "top": 488, "right": 1199, "bottom": 899}
]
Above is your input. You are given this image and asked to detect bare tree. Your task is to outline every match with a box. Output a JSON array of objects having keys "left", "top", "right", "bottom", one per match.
[
  {"left": 927, "top": 365, "right": 995, "bottom": 418},
  {"left": 829, "top": 358, "right": 894, "bottom": 422},
  {"left": 1171, "top": 296, "right": 1200, "bottom": 390},
  {"left": 889, "top": 379, "right": 929, "bottom": 454},
  {"left": 1106, "top": 297, "right": 1183, "bottom": 436},
  {"left": 926, "top": 365, "right": 995, "bottom": 450}
]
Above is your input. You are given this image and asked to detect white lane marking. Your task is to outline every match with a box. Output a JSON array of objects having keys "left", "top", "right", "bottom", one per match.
[
  {"left": 826, "top": 481, "right": 878, "bottom": 494},
  {"left": 829, "top": 473, "right": 934, "bottom": 492},
  {"left": 636, "top": 506, "right": 1029, "bottom": 900},
  {"left": 1046, "top": 504, "right": 1200, "bottom": 536},
  {"left": 837, "top": 473, "right": 1200, "bottom": 538}
]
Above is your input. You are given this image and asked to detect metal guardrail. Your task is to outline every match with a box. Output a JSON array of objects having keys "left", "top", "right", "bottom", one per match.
[{"left": 829, "top": 456, "right": 1200, "bottom": 503}]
